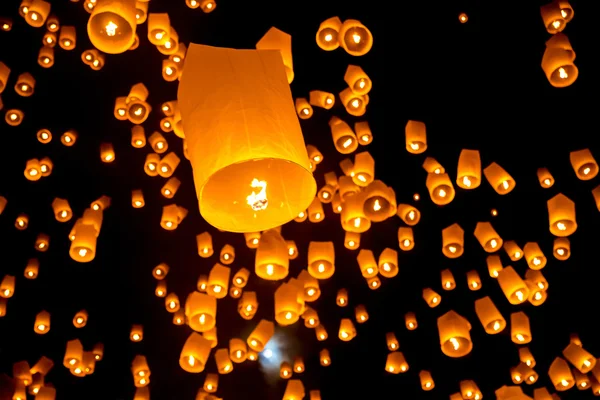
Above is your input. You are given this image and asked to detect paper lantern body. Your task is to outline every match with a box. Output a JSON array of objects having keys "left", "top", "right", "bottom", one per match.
[
  {"left": 179, "top": 44, "right": 316, "bottom": 232},
  {"left": 87, "top": 0, "right": 137, "bottom": 54}
]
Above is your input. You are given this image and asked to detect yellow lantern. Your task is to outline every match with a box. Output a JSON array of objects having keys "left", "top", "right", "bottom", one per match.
[
  {"left": 460, "top": 380, "right": 482, "bottom": 398},
  {"left": 283, "top": 380, "right": 305, "bottom": 400},
  {"left": 184, "top": 291, "right": 216, "bottom": 333},
  {"left": 51, "top": 198, "right": 72, "bottom": 222},
  {"left": 419, "top": 370, "right": 435, "bottom": 391},
  {"left": 275, "top": 282, "right": 303, "bottom": 326},
  {"left": 5, "top": 109, "right": 24, "bottom": 126},
  {"left": 256, "top": 27, "right": 294, "bottom": 84},
  {"left": 540, "top": 0, "right": 573, "bottom": 34},
  {"left": 548, "top": 357, "right": 575, "bottom": 391},
  {"left": 207, "top": 263, "right": 230, "bottom": 299},
  {"left": 59, "top": 25, "right": 76, "bottom": 49},
  {"left": 285, "top": 240, "right": 298, "bottom": 259},
  {"left": 147, "top": 13, "right": 169, "bottom": 45},
  {"left": 338, "top": 19, "right": 373, "bottom": 56},
  {"left": 466, "top": 270, "right": 481, "bottom": 291},
  {"left": 331, "top": 120, "right": 358, "bottom": 154},
  {"left": 37, "top": 128, "right": 52, "bottom": 144},
  {"left": 438, "top": 310, "right": 472, "bottom": 358},
  {"left": 352, "top": 152, "right": 374, "bottom": 187},
  {"left": 474, "top": 296, "right": 505, "bottom": 334},
  {"left": 378, "top": 248, "right": 398, "bottom": 278},
  {"left": 15, "top": 72, "right": 35, "bottom": 97},
  {"left": 569, "top": 148, "right": 598, "bottom": 180},
  {"left": 307, "top": 241, "right": 335, "bottom": 279},
  {"left": 524, "top": 242, "right": 546, "bottom": 270},
  {"left": 279, "top": 361, "right": 293, "bottom": 379},
  {"left": 114, "top": 96, "right": 128, "bottom": 120},
  {"left": 363, "top": 180, "right": 396, "bottom": 222},
  {"left": 34, "top": 311, "right": 51, "bottom": 334},
  {"left": 344, "top": 231, "right": 360, "bottom": 250},
  {"left": 229, "top": 338, "right": 247, "bottom": 363},
  {"left": 497, "top": 266, "right": 529, "bottom": 304},
  {"left": 473, "top": 221, "right": 502, "bottom": 252},
  {"left": 35, "top": 233, "right": 50, "bottom": 252},
  {"left": 73, "top": 310, "right": 88, "bottom": 328},
  {"left": 426, "top": 173, "right": 455, "bottom": 205},
  {"left": 511, "top": 311, "right": 531, "bottom": 344},
  {"left": 179, "top": 332, "right": 211, "bottom": 373},
  {"left": 131, "top": 190, "right": 144, "bottom": 208},
  {"left": 404, "top": 120, "right": 427, "bottom": 154},
  {"left": 553, "top": 237, "right": 570, "bottom": 260},
  {"left": 298, "top": 270, "right": 320, "bottom": 301},
  {"left": 178, "top": 45, "right": 316, "bottom": 232},
  {"left": 100, "top": 143, "right": 115, "bottom": 162},
  {"left": 309, "top": 90, "right": 335, "bottom": 109},
  {"left": 24, "top": 258, "right": 39, "bottom": 279},
  {"left": 440, "top": 269, "right": 456, "bottom": 291},
  {"left": 161, "top": 177, "right": 180, "bottom": 199},
  {"left": 60, "top": 129, "right": 77, "bottom": 146},
  {"left": 397, "top": 227, "right": 414, "bottom": 251},
  {"left": 542, "top": 33, "right": 578, "bottom": 88},
  {"left": 202, "top": 327, "right": 217, "bottom": 347},
  {"left": 537, "top": 167, "right": 554, "bottom": 188},
  {"left": 165, "top": 293, "right": 180, "bottom": 313},
  {"left": 247, "top": 319, "right": 274, "bottom": 352},
  {"left": 356, "top": 249, "right": 377, "bottom": 279},
  {"left": 339, "top": 88, "right": 367, "bottom": 116},
  {"left": 15, "top": 213, "right": 29, "bottom": 230},
  {"left": 316, "top": 16, "right": 341, "bottom": 51},
  {"left": 38, "top": 46, "right": 54, "bottom": 68},
  {"left": 69, "top": 222, "right": 97, "bottom": 262},
  {"left": 441, "top": 223, "right": 464, "bottom": 258},
  {"left": 338, "top": 318, "right": 356, "bottom": 341},
  {"left": 157, "top": 27, "right": 180, "bottom": 56},
  {"left": 63, "top": 339, "right": 83, "bottom": 368},
  {"left": 519, "top": 347, "right": 536, "bottom": 368},
  {"left": 134, "top": 1, "right": 148, "bottom": 24},
  {"left": 24, "top": 159, "right": 42, "bottom": 181},
  {"left": 232, "top": 268, "right": 250, "bottom": 288},
  {"left": 295, "top": 98, "right": 313, "bottom": 119},
  {"left": 196, "top": 232, "right": 213, "bottom": 257},
  {"left": 385, "top": 352, "right": 408, "bottom": 374},
  {"left": 563, "top": 342, "right": 596, "bottom": 373},
  {"left": 238, "top": 291, "right": 258, "bottom": 320},
  {"left": 547, "top": 193, "right": 577, "bottom": 237},
  {"left": 355, "top": 121, "right": 373, "bottom": 145},
  {"left": 344, "top": 65, "right": 371, "bottom": 95},
  {"left": 87, "top": 0, "right": 137, "bottom": 54},
  {"left": 503, "top": 240, "right": 523, "bottom": 261},
  {"left": 157, "top": 153, "right": 180, "bottom": 178},
  {"left": 354, "top": 304, "right": 368, "bottom": 324},
  {"left": 396, "top": 204, "right": 420, "bottom": 225},
  {"left": 319, "top": 349, "right": 331, "bottom": 366},
  {"left": 456, "top": 149, "right": 481, "bottom": 189},
  {"left": 218, "top": 244, "right": 234, "bottom": 265},
  {"left": 483, "top": 162, "right": 515, "bottom": 194},
  {"left": 422, "top": 157, "right": 444, "bottom": 175},
  {"left": 422, "top": 288, "right": 441, "bottom": 308},
  {"left": 306, "top": 145, "right": 323, "bottom": 165},
  {"left": 255, "top": 229, "right": 289, "bottom": 280}
]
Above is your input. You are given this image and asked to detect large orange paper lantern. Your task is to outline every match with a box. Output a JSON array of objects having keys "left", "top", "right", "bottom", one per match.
[
  {"left": 178, "top": 44, "right": 316, "bottom": 232},
  {"left": 88, "top": 0, "right": 137, "bottom": 54}
]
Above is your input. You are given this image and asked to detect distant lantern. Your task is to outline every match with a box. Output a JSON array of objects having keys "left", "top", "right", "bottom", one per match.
[
  {"left": 541, "top": 33, "right": 578, "bottom": 88},
  {"left": 355, "top": 121, "right": 373, "bottom": 145},
  {"left": 165, "top": 293, "right": 180, "bottom": 313},
  {"left": 397, "top": 227, "right": 414, "bottom": 251},
  {"left": 511, "top": 311, "right": 531, "bottom": 344},
  {"left": 441, "top": 223, "right": 464, "bottom": 258},
  {"left": 180, "top": 332, "right": 211, "bottom": 373},
  {"left": 466, "top": 270, "right": 482, "bottom": 291},
  {"left": 420, "top": 370, "right": 435, "bottom": 390},
  {"left": 426, "top": 172, "right": 455, "bottom": 205},
  {"left": 549, "top": 357, "right": 575, "bottom": 391},
  {"left": 523, "top": 242, "right": 546, "bottom": 270},
  {"left": 247, "top": 319, "right": 274, "bottom": 352},
  {"left": 207, "top": 263, "right": 230, "bottom": 299},
  {"left": 309, "top": 90, "right": 335, "bottom": 109},
  {"left": 553, "top": 237, "right": 570, "bottom": 260},
  {"left": 131, "top": 189, "right": 144, "bottom": 208},
  {"left": 423, "top": 288, "right": 441, "bottom": 308},
  {"left": 537, "top": 167, "right": 554, "bottom": 188},
  {"left": 63, "top": 339, "right": 83, "bottom": 368},
  {"left": 438, "top": 310, "right": 472, "bottom": 358},
  {"left": 34, "top": 311, "right": 50, "bottom": 334},
  {"left": 73, "top": 310, "right": 88, "bottom": 328},
  {"left": 339, "top": 87, "right": 367, "bottom": 116},
  {"left": 503, "top": 241, "right": 523, "bottom": 261},
  {"left": 456, "top": 149, "right": 481, "bottom": 189},
  {"left": 547, "top": 193, "right": 577, "bottom": 236},
  {"left": 256, "top": 27, "right": 294, "bottom": 84},
  {"left": 198, "top": 0, "right": 216, "bottom": 13},
  {"left": 363, "top": 180, "right": 396, "bottom": 222},
  {"left": 338, "top": 318, "right": 356, "bottom": 341},
  {"left": 178, "top": 44, "right": 316, "bottom": 233},
  {"left": 563, "top": 342, "right": 596, "bottom": 373},
  {"left": 25, "top": 258, "right": 39, "bottom": 279},
  {"left": 15, "top": 214, "right": 29, "bottom": 230},
  {"left": 422, "top": 157, "right": 444, "bottom": 174},
  {"left": 344, "top": 65, "right": 372, "bottom": 96},
  {"left": 286, "top": 240, "right": 298, "bottom": 259},
  {"left": 339, "top": 19, "right": 373, "bottom": 56},
  {"left": 61, "top": 130, "right": 78, "bottom": 146},
  {"left": 569, "top": 149, "right": 598, "bottom": 180},
  {"left": 219, "top": 244, "right": 235, "bottom": 265},
  {"left": 441, "top": 269, "right": 456, "bottom": 291},
  {"left": 396, "top": 204, "right": 420, "bottom": 225},
  {"left": 229, "top": 338, "right": 247, "bottom": 363},
  {"left": 196, "top": 232, "right": 214, "bottom": 258},
  {"left": 352, "top": 152, "right": 374, "bottom": 186},
  {"left": 100, "top": 143, "right": 115, "bottom": 162},
  {"left": 474, "top": 296, "right": 506, "bottom": 334},
  {"left": 497, "top": 266, "right": 529, "bottom": 304},
  {"left": 483, "top": 162, "right": 515, "bottom": 194},
  {"left": 344, "top": 231, "right": 360, "bottom": 250},
  {"left": 15, "top": 72, "right": 35, "bottom": 97},
  {"left": 316, "top": 16, "right": 342, "bottom": 51},
  {"left": 385, "top": 352, "right": 408, "bottom": 374},
  {"left": 540, "top": 1, "right": 573, "bottom": 34},
  {"left": 405, "top": 120, "right": 427, "bottom": 154},
  {"left": 59, "top": 25, "right": 76, "bottom": 50},
  {"left": 38, "top": 46, "right": 54, "bottom": 68},
  {"left": 473, "top": 221, "right": 502, "bottom": 252},
  {"left": 458, "top": 12, "right": 468, "bottom": 23},
  {"left": 307, "top": 241, "right": 335, "bottom": 279},
  {"left": 378, "top": 248, "right": 398, "bottom": 278},
  {"left": 238, "top": 291, "right": 258, "bottom": 320},
  {"left": 0, "top": 61, "right": 10, "bottom": 93},
  {"left": 155, "top": 283, "right": 166, "bottom": 298},
  {"left": 69, "top": 222, "right": 97, "bottom": 262},
  {"left": 295, "top": 98, "right": 313, "bottom": 119},
  {"left": 331, "top": 120, "right": 358, "bottom": 154},
  {"left": 357, "top": 249, "right": 378, "bottom": 279},
  {"left": 404, "top": 312, "right": 417, "bottom": 330},
  {"left": 255, "top": 229, "right": 289, "bottom": 280},
  {"left": 5, "top": 109, "right": 24, "bottom": 126},
  {"left": 87, "top": 0, "right": 137, "bottom": 54},
  {"left": 275, "top": 282, "right": 303, "bottom": 326},
  {"left": 130, "top": 325, "right": 143, "bottom": 342},
  {"left": 185, "top": 292, "right": 217, "bottom": 332},
  {"left": 35, "top": 233, "right": 50, "bottom": 252},
  {"left": 147, "top": 13, "right": 170, "bottom": 45},
  {"left": 233, "top": 268, "right": 251, "bottom": 288}
]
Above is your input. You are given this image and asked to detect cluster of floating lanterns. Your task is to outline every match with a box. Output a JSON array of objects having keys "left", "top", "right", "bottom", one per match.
[{"left": 1, "top": 0, "right": 600, "bottom": 399}]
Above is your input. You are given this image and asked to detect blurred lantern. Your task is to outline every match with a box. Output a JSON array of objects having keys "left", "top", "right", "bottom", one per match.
[
  {"left": 38, "top": 46, "right": 54, "bottom": 67},
  {"left": 338, "top": 318, "right": 356, "bottom": 341},
  {"left": 553, "top": 237, "right": 570, "bottom": 260},
  {"left": 466, "top": 270, "right": 482, "bottom": 291},
  {"left": 385, "top": 352, "right": 408, "bottom": 373},
  {"left": 25, "top": 258, "right": 39, "bottom": 279},
  {"left": 497, "top": 266, "right": 529, "bottom": 304},
  {"left": 397, "top": 227, "right": 414, "bottom": 251},
  {"left": 440, "top": 269, "right": 456, "bottom": 291},
  {"left": 15, "top": 72, "right": 35, "bottom": 97},
  {"left": 178, "top": 44, "right": 316, "bottom": 233},
  {"left": 562, "top": 342, "right": 596, "bottom": 373},
  {"left": 132, "top": 190, "right": 145, "bottom": 208},
  {"left": 34, "top": 310, "right": 50, "bottom": 334},
  {"left": 339, "top": 88, "right": 367, "bottom": 116},
  {"left": 547, "top": 193, "right": 577, "bottom": 236},
  {"left": 331, "top": 120, "right": 358, "bottom": 154},
  {"left": 147, "top": 13, "right": 170, "bottom": 45},
  {"left": 5, "top": 109, "right": 24, "bottom": 126},
  {"left": 378, "top": 248, "right": 398, "bottom": 278},
  {"left": 541, "top": 33, "right": 578, "bottom": 88},
  {"left": 405, "top": 312, "right": 417, "bottom": 330},
  {"left": 422, "top": 157, "right": 444, "bottom": 174},
  {"left": 61, "top": 130, "right": 78, "bottom": 146},
  {"left": 295, "top": 98, "right": 313, "bottom": 119},
  {"left": 238, "top": 291, "right": 258, "bottom": 320},
  {"left": 247, "top": 319, "right": 274, "bottom": 352},
  {"left": 537, "top": 167, "right": 554, "bottom": 188},
  {"left": 233, "top": 268, "right": 250, "bottom": 288},
  {"left": 396, "top": 204, "right": 420, "bottom": 225},
  {"left": 540, "top": 0, "right": 573, "bottom": 34}
]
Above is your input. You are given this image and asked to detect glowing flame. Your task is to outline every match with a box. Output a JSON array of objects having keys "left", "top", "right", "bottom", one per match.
[
  {"left": 247, "top": 179, "right": 268, "bottom": 211},
  {"left": 105, "top": 21, "right": 118, "bottom": 36}
]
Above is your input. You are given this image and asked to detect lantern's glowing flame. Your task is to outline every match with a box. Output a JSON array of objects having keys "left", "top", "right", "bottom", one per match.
[
  {"left": 105, "top": 21, "right": 118, "bottom": 37},
  {"left": 247, "top": 179, "right": 268, "bottom": 211}
]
